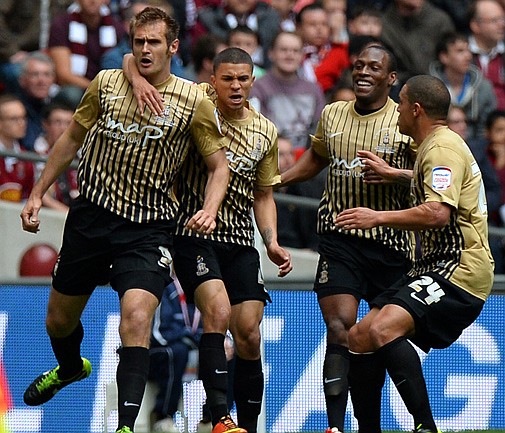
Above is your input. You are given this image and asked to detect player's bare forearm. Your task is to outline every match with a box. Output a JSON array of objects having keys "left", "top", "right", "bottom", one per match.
[
  {"left": 253, "top": 185, "right": 278, "bottom": 247},
  {"left": 253, "top": 185, "right": 293, "bottom": 276},
  {"left": 281, "top": 147, "right": 328, "bottom": 186},
  {"left": 202, "top": 148, "right": 229, "bottom": 219},
  {"left": 21, "top": 121, "right": 85, "bottom": 232},
  {"left": 185, "top": 148, "right": 229, "bottom": 235},
  {"left": 335, "top": 202, "right": 451, "bottom": 231}
]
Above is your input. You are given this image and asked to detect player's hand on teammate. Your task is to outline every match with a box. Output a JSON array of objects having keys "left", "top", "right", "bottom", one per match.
[
  {"left": 358, "top": 150, "right": 394, "bottom": 184},
  {"left": 266, "top": 245, "right": 293, "bottom": 277},
  {"left": 131, "top": 75, "right": 164, "bottom": 116},
  {"left": 185, "top": 210, "right": 217, "bottom": 235},
  {"left": 20, "top": 195, "right": 42, "bottom": 233},
  {"left": 335, "top": 207, "right": 379, "bottom": 230}
]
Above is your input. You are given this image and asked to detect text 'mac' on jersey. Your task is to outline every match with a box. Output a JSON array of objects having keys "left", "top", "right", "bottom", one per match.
[
  {"left": 73, "top": 69, "right": 224, "bottom": 223},
  {"left": 175, "top": 90, "right": 280, "bottom": 247},
  {"left": 312, "top": 97, "right": 414, "bottom": 257},
  {"left": 411, "top": 126, "right": 493, "bottom": 301}
]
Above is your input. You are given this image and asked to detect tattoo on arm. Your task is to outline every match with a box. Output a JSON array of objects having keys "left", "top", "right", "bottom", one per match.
[{"left": 262, "top": 227, "right": 273, "bottom": 247}]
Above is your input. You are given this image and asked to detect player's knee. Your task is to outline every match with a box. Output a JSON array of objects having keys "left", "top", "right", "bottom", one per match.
[
  {"left": 45, "top": 311, "right": 77, "bottom": 337},
  {"left": 368, "top": 320, "right": 393, "bottom": 349}
]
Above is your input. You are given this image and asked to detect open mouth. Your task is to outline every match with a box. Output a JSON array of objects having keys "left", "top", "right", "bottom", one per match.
[
  {"left": 230, "top": 94, "right": 242, "bottom": 102},
  {"left": 140, "top": 58, "right": 152, "bottom": 67}
]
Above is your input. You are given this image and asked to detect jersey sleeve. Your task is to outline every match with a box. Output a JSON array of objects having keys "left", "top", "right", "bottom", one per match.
[
  {"left": 421, "top": 145, "right": 465, "bottom": 209},
  {"left": 73, "top": 75, "right": 101, "bottom": 130},
  {"left": 256, "top": 133, "right": 281, "bottom": 187},
  {"left": 190, "top": 96, "right": 226, "bottom": 157},
  {"left": 311, "top": 108, "right": 329, "bottom": 158}
]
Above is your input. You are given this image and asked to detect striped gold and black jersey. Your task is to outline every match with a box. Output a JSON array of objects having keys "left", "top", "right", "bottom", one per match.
[
  {"left": 175, "top": 88, "right": 280, "bottom": 246},
  {"left": 410, "top": 126, "right": 494, "bottom": 301},
  {"left": 73, "top": 69, "right": 225, "bottom": 223},
  {"left": 312, "top": 97, "right": 414, "bottom": 256}
]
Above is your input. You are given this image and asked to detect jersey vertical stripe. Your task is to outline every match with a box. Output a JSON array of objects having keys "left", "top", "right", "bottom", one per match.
[
  {"left": 175, "top": 103, "right": 280, "bottom": 246},
  {"left": 313, "top": 98, "right": 413, "bottom": 257},
  {"left": 74, "top": 69, "right": 220, "bottom": 223}
]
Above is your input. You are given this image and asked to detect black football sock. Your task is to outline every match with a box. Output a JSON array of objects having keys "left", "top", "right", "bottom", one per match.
[
  {"left": 349, "top": 352, "right": 385, "bottom": 433},
  {"left": 377, "top": 337, "right": 437, "bottom": 432},
  {"left": 324, "top": 344, "right": 349, "bottom": 431},
  {"left": 50, "top": 320, "right": 84, "bottom": 379},
  {"left": 117, "top": 346, "right": 149, "bottom": 430},
  {"left": 233, "top": 356, "right": 264, "bottom": 433},
  {"left": 199, "top": 333, "right": 229, "bottom": 426}
]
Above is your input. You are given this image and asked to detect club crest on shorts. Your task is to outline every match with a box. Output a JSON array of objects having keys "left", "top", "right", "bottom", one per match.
[
  {"left": 318, "top": 260, "right": 329, "bottom": 284},
  {"left": 196, "top": 255, "right": 209, "bottom": 276}
]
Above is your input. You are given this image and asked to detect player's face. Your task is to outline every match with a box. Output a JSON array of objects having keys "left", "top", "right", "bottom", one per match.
[
  {"left": 352, "top": 47, "right": 395, "bottom": 109},
  {"left": 211, "top": 62, "right": 255, "bottom": 118},
  {"left": 396, "top": 85, "right": 414, "bottom": 136},
  {"left": 132, "top": 21, "right": 178, "bottom": 84}
]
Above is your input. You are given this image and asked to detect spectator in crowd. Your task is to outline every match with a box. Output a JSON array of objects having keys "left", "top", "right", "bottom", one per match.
[
  {"left": 250, "top": 31, "right": 325, "bottom": 150},
  {"left": 309, "top": 0, "right": 351, "bottom": 93},
  {"left": 149, "top": 278, "right": 202, "bottom": 433},
  {"left": 429, "top": 32, "right": 497, "bottom": 141},
  {"left": 446, "top": 105, "right": 504, "bottom": 273},
  {"left": 227, "top": 25, "right": 266, "bottom": 78},
  {"left": 281, "top": 45, "right": 413, "bottom": 433},
  {"left": 347, "top": 3, "right": 383, "bottom": 38},
  {"left": 48, "top": 0, "right": 126, "bottom": 108},
  {"left": 430, "top": 0, "right": 474, "bottom": 32},
  {"left": 485, "top": 110, "right": 505, "bottom": 225},
  {"left": 339, "top": 74, "right": 493, "bottom": 433},
  {"left": 33, "top": 101, "right": 76, "bottom": 212},
  {"left": 380, "top": 0, "right": 455, "bottom": 88},
  {"left": 0, "top": 94, "right": 34, "bottom": 202},
  {"left": 468, "top": 0, "right": 505, "bottom": 109},
  {"left": 193, "top": 0, "right": 281, "bottom": 68},
  {"left": 3, "top": 52, "right": 59, "bottom": 151},
  {"left": 270, "top": 0, "right": 297, "bottom": 31},
  {"left": 0, "top": 0, "right": 46, "bottom": 88},
  {"left": 185, "top": 35, "right": 228, "bottom": 83},
  {"left": 296, "top": 2, "right": 333, "bottom": 82},
  {"left": 101, "top": 0, "right": 186, "bottom": 76}
]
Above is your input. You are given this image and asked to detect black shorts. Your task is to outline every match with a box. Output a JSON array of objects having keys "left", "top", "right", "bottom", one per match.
[
  {"left": 173, "top": 235, "right": 271, "bottom": 305},
  {"left": 372, "top": 271, "right": 485, "bottom": 352},
  {"left": 52, "top": 196, "right": 174, "bottom": 300},
  {"left": 313, "top": 233, "right": 411, "bottom": 302}
]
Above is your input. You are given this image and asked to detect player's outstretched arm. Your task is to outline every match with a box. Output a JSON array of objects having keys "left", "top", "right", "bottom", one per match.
[
  {"left": 335, "top": 202, "right": 451, "bottom": 232},
  {"left": 253, "top": 185, "right": 293, "bottom": 277},
  {"left": 280, "top": 147, "right": 328, "bottom": 187},
  {"left": 122, "top": 53, "right": 164, "bottom": 116},
  {"left": 185, "top": 148, "right": 229, "bottom": 235},
  {"left": 20, "top": 121, "right": 86, "bottom": 233}
]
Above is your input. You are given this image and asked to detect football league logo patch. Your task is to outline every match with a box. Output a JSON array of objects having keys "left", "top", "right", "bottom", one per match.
[{"left": 432, "top": 166, "right": 452, "bottom": 191}]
